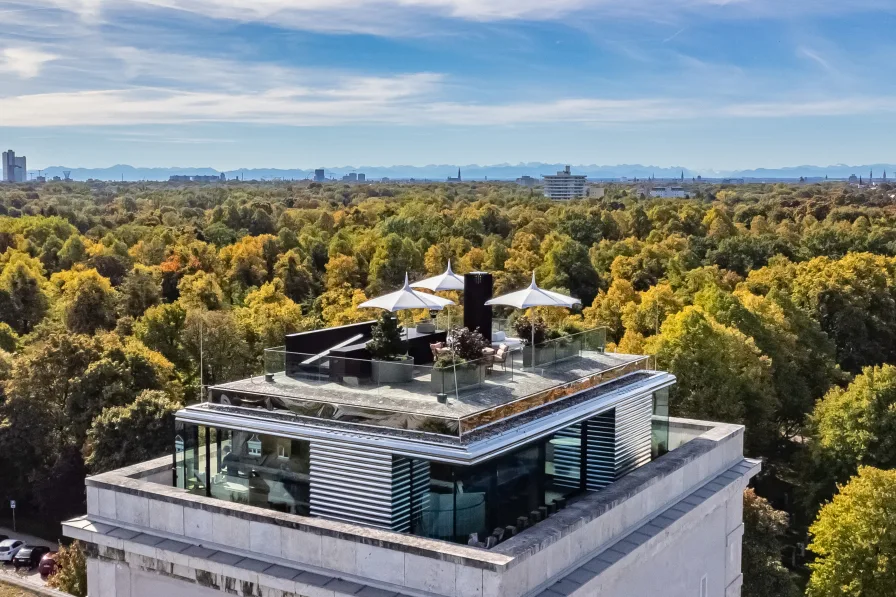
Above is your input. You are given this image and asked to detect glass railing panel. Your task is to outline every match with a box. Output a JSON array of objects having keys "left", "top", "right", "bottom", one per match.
[
  {"left": 515, "top": 327, "right": 607, "bottom": 370},
  {"left": 458, "top": 355, "right": 651, "bottom": 436}
]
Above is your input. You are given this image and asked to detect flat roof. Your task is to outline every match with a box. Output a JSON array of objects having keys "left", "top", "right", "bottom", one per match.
[
  {"left": 213, "top": 351, "right": 639, "bottom": 418},
  {"left": 206, "top": 351, "right": 653, "bottom": 441}
]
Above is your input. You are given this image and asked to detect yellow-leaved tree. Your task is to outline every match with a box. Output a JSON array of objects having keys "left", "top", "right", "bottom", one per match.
[{"left": 807, "top": 467, "right": 896, "bottom": 597}]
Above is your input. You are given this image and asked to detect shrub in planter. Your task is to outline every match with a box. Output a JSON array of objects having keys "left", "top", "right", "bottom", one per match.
[
  {"left": 431, "top": 354, "right": 485, "bottom": 393},
  {"left": 448, "top": 327, "right": 490, "bottom": 361},
  {"left": 433, "top": 330, "right": 489, "bottom": 393},
  {"left": 367, "top": 312, "right": 405, "bottom": 360},
  {"left": 513, "top": 315, "right": 547, "bottom": 346},
  {"left": 367, "top": 312, "right": 413, "bottom": 383}
]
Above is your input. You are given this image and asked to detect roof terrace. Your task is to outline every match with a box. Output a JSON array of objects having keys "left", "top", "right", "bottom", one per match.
[{"left": 206, "top": 326, "right": 654, "bottom": 442}]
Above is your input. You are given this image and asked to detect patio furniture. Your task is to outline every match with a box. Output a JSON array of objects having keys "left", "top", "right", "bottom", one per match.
[
  {"left": 491, "top": 330, "right": 523, "bottom": 350},
  {"left": 487, "top": 344, "right": 510, "bottom": 373},
  {"left": 430, "top": 342, "right": 452, "bottom": 360}
]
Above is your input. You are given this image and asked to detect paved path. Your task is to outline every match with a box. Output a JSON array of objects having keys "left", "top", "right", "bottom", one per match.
[
  {"left": 0, "top": 573, "right": 69, "bottom": 597},
  {"left": 0, "top": 528, "right": 57, "bottom": 550}
]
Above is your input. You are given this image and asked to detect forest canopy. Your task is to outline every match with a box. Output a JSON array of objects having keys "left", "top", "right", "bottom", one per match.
[{"left": 2, "top": 178, "right": 896, "bottom": 594}]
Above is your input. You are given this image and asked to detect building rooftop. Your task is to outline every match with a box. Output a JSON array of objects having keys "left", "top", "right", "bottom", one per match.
[{"left": 205, "top": 338, "right": 654, "bottom": 445}]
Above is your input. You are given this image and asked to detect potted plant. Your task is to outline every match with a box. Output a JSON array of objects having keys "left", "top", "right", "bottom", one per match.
[
  {"left": 367, "top": 312, "right": 414, "bottom": 384},
  {"left": 431, "top": 328, "right": 489, "bottom": 393},
  {"left": 514, "top": 315, "right": 548, "bottom": 367}
]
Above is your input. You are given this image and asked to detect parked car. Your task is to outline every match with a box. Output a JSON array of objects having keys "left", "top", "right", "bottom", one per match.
[
  {"left": 0, "top": 539, "right": 24, "bottom": 563},
  {"left": 39, "top": 551, "right": 59, "bottom": 579},
  {"left": 13, "top": 545, "right": 52, "bottom": 570}
]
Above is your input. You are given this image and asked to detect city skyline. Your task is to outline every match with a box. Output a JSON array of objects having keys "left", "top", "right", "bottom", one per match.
[{"left": 1, "top": 1, "right": 895, "bottom": 169}]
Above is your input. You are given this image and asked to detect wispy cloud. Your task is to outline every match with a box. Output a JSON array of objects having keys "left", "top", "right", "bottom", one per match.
[
  {"left": 3, "top": 82, "right": 894, "bottom": 127},
  {"left": 21, "top": 0, "right": 896, "bottom": 36},
  {"left": 0, "top": 47, "right": 58, "bottom": 78},
  {"left": 797, "top": 46, "right": 836, "bottom": 73}
]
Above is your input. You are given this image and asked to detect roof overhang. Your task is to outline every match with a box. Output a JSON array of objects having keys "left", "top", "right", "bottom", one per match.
[{"left": 177, "top": 372, "right": 676, "bottom": 465}]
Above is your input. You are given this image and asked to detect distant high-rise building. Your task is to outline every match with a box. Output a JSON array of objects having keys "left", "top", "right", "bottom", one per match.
[
  {"left": 342, "top": 172, "right": 358, "bottom": 182},
  {"left": 543, "top": 165, "right": 587, "bottom": 200},
  {"left": 516, "top": 175, "right": 537, "bottom": 187},
  {"left": 14, "top": 156, "right": 25, "bottom": 182},
  {"left": 313, "top": 169, "right": 326, "bottom": 182},
  {"left": 357, "top": 173, "right": 366, "bottom": 182},
  {"left": 2, "top": 149, "right": 26, "bottom": 183}
]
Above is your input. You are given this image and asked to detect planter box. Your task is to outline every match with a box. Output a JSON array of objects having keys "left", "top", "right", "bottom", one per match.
[
  {"left": 431, "top": 363, "right": 486, "bottom": 394},
  {"left": 523, "top": 346, "right": 550, "bottom": 368},
  {"left": 523, "top": 342, "right": 579, "bottom": 367},
  {"left": 371, "top": 356, "right": 414, "bottom": 384}
]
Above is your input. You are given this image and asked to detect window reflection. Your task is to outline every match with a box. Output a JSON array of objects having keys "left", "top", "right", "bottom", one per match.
[
  {"left": 545, "top": 423, "right": 583, "bottom": 504},
  {"left": 175, "top": 425, "right": 310, "bottom": 515},
  {"left": 175, "top": 390, "right": 661, "bottom": 545},
  {"left": 652, "top": 387, "right": 670, "bottom": 458}
]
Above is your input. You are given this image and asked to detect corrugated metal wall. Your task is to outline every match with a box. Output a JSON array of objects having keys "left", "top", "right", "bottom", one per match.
[
  {"left": 309, "top": 439, "right": 430, "bottom": 531},
  {"left": 585, "top": 392, "right": 653, "bottom": 490}
]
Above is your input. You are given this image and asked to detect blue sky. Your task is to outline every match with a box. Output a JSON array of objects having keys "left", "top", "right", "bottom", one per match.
[{"left": 1, "top": 0, "right": 895, "bottom": 172}]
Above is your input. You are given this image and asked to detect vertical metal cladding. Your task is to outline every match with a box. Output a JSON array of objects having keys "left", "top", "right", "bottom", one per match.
[
  {"left": 309, "top": 439, "right": 430, "bottom": 531},
  {"left": 585, "top": 391, "right": 653, "bottom": 490}
]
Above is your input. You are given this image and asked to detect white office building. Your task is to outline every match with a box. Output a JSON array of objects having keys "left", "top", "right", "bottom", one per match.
[
  {"left": 650, "top": 186, "right": 688, "bottom": 199},
  {"left": 543, "top": 166, "right": 587, "bottom": 200}
]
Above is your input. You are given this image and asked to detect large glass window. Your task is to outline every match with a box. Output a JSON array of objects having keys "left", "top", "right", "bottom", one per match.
[
  {"left": 652, "top": 387, "right": 670, "bottom": 458},
  {"left": 545, "top": 423, "right": 584, "bottom": 504},
  {"left": 174, "top": 422, "right": 206, "bottom": 496},
  {"left": 412, "top": 441, "right": 549, "bottom": 544},
  {"left": 173, "top": 425, "right": 310, "bottom": 515}
]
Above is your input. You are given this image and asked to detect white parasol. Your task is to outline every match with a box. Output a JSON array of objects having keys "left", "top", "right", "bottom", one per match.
[{"left": 485, "top": 272, "right": 581, "bottom": 366}]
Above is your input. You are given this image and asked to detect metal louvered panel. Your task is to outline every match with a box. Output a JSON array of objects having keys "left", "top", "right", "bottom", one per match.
[
  {"left": 585, "top": 392, "right": 653, "bottom": 491},
  {"left": 309, "top": 440, "right": 430, "bottom": 531},
  {"left": 615, "top": 393, "right": 653, "bottom": 479},
  {"left": 585, "top": 410, "right": 616, "bottom": 490}
]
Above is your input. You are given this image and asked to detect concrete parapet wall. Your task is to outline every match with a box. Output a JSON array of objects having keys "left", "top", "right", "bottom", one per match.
[{"left": 72, "top": 419, "right": 748, "bottom": 597}]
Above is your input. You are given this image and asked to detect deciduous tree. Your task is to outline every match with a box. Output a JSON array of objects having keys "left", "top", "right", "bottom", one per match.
[{"left": 807, "top": 467, "right": 896, "bottom": 597}]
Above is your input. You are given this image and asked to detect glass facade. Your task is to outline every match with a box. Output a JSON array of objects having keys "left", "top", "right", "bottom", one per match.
[
  {"left": 412, "top": 435, "right": 584, "bottom": 544},
  {"left": 174, "top": 387, "right": 668, "bottom": 545},
  {"left": 174, "top": 423, "right": 310, "bottom": 515},
  {"left": 652, "top": 387, "right": 670, "bottom": 458}
]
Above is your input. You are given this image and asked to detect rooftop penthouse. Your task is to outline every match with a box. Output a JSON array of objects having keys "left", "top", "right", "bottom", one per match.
[{"left": 64, "top": 270, "right": 758, "bottom": 597}]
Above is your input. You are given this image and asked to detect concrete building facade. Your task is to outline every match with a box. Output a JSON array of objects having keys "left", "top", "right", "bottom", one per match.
[
  {"left": 543, "top": 166, "right": 587, "bottom": 200},
  {"left": 650, "top": 186, "right": 689, "bottom": 199},
  {"left": 65, "top": 418, "right": 755, "bottom": 597}
]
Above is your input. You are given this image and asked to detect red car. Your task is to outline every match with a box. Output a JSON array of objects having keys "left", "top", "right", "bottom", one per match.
[{"left": 38, "top": 551, "right": 58, "bottom": 579}]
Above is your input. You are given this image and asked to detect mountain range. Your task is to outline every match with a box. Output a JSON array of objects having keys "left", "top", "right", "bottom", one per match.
[{"left": 26, "top": 163, "right": 896, "bottom": 182}]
